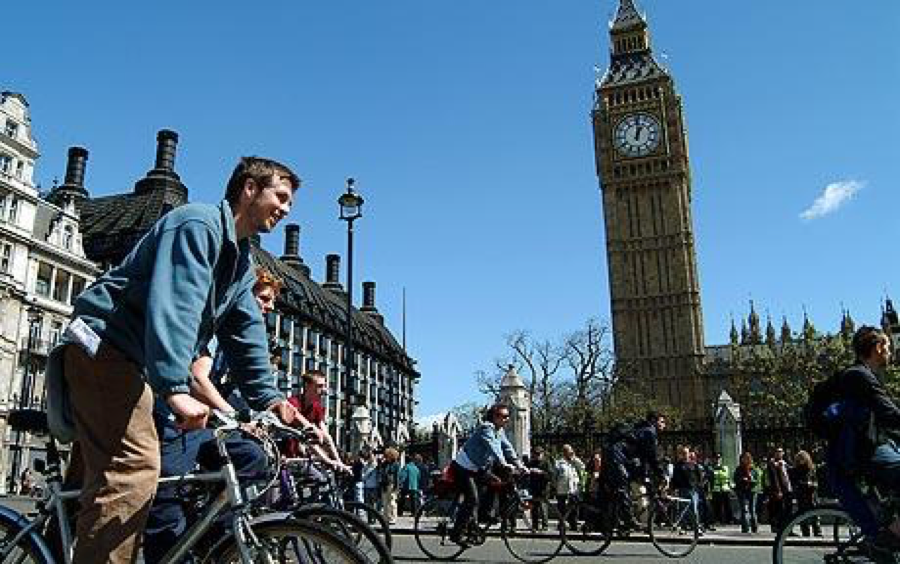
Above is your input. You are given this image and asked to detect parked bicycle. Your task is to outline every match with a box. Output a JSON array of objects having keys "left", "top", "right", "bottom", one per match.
[
  {"left": 414, "top": 469, "right": 564, "bottom": 564},
  {"left": 0, "top": 408, "right": 367, "bottom": 564}
]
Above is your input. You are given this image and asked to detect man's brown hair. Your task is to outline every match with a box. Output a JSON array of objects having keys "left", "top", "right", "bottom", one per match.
[
  {"left": 302, "top": 370, "right": 326, "bottom": 389},
  {"left": 853, "top": 325, "right": 887, "bottom": 361},
  {"left": 224, "top": 156, "right": 301, "bottom": 206}
]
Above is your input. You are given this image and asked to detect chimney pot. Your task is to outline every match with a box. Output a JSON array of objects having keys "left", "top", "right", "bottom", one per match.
[
  {"left": 284, "top": 224, "right": 300, "bottom": 257},
  {"left": 63, "top": 147, "right": 89, "bottom": 188},
  {"left": 155, "top": 129, "right": 179, "bottom": 173},
  {"left": 362, "top": 281, "right": 376, "bottom": 310},
  {"left": 324, "top": 254, "right": 342, "bottom": 289}
]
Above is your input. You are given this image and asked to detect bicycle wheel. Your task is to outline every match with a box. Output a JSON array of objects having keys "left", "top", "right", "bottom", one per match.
[
  {"left": 203, "top": 518, "right": 367, "bottom": 564},
  {"left": 345, "top": 500, "right": 393, "bottom": 549},
  {"left": 501, "top": 498, "right": 564, "bottom": 564},
  {"left": 773, "top": 505, "right": 866, "bottom": 564},
  {"left": 0, "top": 510, "right": 54, "bottom": 564},
  {"left": 561, "top": 499, "right": 612, "bottom": 556},
  {"left": 294, "top": 505, "right": 393, "bottom": 564},
  {"left": 413, "top": 497, "right": 466, "bottom": 561},
  {"left": 647, "top": 493, "right": 699, "bottom": 558}
]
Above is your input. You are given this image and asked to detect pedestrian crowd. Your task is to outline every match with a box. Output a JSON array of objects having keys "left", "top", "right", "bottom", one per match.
[
  {"left": 507, "top": 439, "right": 827, "bottom": 537},
  {"left": 352, "top": 447, "right": 435, "bottom": 525}
]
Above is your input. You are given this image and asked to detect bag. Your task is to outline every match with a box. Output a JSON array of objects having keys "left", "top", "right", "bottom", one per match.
[
  {"left": 378, "top": 462, "right": 397, "bottom": 492},
  {"left": 432, "top": 464, "right": 457, "bottom": 500},
  {"left": 804, "top": 371, "right": 846, "bottom": 440},
  {"left": 46, "top": 345, "right": 76, "bottom": 444}
]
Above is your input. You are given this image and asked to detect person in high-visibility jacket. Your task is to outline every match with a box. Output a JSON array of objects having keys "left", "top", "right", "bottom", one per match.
[{"left": 710, "top": 453, "right": 735, "bottom": 525}]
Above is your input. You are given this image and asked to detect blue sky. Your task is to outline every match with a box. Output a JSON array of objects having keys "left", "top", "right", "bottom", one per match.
[{"left": 6, "top": 1, "right": 900, "bottom": 417}]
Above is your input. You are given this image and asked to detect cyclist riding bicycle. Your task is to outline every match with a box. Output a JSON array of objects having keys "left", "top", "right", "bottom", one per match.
[
  {"left": 448, "top": 403, "right": 528, "bottom": 547},
  {"left": 823, "top": 325, "right": 900, "bottom": 554},
  {"left": 600, "top": 410, "right": 667, "bottom": 529}
]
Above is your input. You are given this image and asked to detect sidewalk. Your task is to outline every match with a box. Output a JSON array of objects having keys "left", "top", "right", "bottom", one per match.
[{"left": 388, "top": 514, "right": 789, "bottom": 547}]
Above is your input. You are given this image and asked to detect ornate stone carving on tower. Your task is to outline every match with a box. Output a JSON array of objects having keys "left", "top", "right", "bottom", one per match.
[
  {"left": 592, "top": 0, "right": 706, "bottom": 420},
  {"left": 499, "top": 365, "right": 531, "bottom": 458}
]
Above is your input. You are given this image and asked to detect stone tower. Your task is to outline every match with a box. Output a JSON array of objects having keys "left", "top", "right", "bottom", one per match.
[{"left": 592, "top": 0, "right": 706, "bottom": 419}]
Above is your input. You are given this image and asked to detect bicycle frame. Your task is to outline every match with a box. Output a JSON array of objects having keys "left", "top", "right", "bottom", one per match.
[{"left": 2, "top": 412, "right": 267, "bottom": 564}]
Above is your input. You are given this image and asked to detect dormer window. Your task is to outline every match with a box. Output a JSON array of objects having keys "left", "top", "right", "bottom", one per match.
[
  {"left": 63, "top": 225, "right": 74, "bottom": 249},
  {"left": 4, "top": 120, "right": 17, "bottom": 140}
]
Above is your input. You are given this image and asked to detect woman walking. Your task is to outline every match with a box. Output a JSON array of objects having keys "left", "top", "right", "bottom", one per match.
[
  {"left": 733, "top": 451, "right": 758, "bottom": 533},
  {"left": 790, "top": 450, "right": 822, "bottom": 537}
]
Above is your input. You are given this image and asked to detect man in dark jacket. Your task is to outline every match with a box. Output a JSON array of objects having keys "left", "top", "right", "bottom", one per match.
[
  {"left": 601, "top": 411, "right": 666, "bottom": 529},
  {"left": 834, "top": 326, "right": 900, "bottom": 551}
]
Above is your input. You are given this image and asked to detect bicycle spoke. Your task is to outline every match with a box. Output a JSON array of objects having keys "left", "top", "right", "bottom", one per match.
[
  {"left": 774, "top": 506, "right": 867, "bottom": 564},
  {"left": 502, "top": 501, "right": 564, "bottom": 564},
  {"left": 647, "top": 494, "right": 699, "bottom": 558}
]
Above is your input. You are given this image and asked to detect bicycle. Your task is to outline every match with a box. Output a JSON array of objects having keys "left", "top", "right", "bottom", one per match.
[
  {"left": 560, "top": 479, "right": 698, "bottom": 558},
  {"left": 645, "top": 486, "right": 701, "bottom": 558},
  {"left": 560, "top": 489, "right": 632, "bottom": 556},
  {"left": 413, "top": 469, "right": 564, "bottom": 564},
  {"left": 270, "top": 457, "right": 393, "bottom": 563},
  {"left": 0, "top": 408, "right": 367, "bottom": 564}
]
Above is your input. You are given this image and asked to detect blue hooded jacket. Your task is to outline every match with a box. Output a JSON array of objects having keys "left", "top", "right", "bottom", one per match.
[{"left": 67, "top": 200, "right": 280, "bottom": 410}]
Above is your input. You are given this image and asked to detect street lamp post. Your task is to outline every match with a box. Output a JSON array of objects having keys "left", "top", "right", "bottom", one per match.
[
  {"left": 338, "top": 178, "right": 364, "bottom": 448},
  {"left": 10, "top": 305, "right": 41, "bottom": 493}
]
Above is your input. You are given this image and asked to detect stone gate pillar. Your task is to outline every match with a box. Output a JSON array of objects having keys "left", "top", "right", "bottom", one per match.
[
  {"left": 499, "top": 365, "right": 531, "bottom": 458},
  {"left": 714, "top": 389, "right": 742, "bottom": 473}
]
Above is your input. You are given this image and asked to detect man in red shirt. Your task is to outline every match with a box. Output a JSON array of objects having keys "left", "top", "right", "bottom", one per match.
[{"left": 287, "top": 370, "right": 349, "bottom": 472}]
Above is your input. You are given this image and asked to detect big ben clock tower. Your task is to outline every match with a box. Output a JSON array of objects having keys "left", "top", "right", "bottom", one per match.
[{"left": 593, "top": 0, "right": 706, "bottom": 420}]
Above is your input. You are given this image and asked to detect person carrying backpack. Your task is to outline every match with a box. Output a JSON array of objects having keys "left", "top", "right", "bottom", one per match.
[
  {"left": 600, "top": 411, "right": 666, "bottom": 529},
  {"left": 818, "top": 326, "right": 900, "bottom": 553}
]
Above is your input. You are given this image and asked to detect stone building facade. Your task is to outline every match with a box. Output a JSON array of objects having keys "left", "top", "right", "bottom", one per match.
[
  {"left": 593, "top": 0, "right": 706, "bottom": 420},
  {"left": 0, "top": 92, "right": 100, "bottom": 492}
]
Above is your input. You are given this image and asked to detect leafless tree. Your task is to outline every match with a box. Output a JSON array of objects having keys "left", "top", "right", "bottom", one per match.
[{"left": 561, "top": 318, "right": 616, "bottom": 428}]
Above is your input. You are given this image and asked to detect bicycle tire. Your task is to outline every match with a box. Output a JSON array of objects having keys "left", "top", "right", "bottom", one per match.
[
  {"left": 413, "top": 497, "right": 467, "bottom": 561},
  {"left": 0, "top": 509, "right": 54, "bottom": 564},
  {"left": 202, "top": 518, "right": 367, "bottom": 564},
  {"left": 560, "top": 499, "right": 612, "bottom": 556},
  {"left": 772, "top": 505, "right": 864, "bottom": 564},
  {"left": 293, "top": 504, "right": 393, "bottom": 564},
  {"left": 647, "top": 493, "right": 699, "bottom": 558},
  {"left": 501, "top": 497, "right": 564, "bottom": 564},
  {"left": 345, "top": 500, "right": 393, "bottom": 549}
]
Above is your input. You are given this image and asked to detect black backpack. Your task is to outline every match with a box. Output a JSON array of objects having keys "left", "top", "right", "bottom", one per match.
[{"left": 803, "top": 371, "right": 846, "bottom": 440}]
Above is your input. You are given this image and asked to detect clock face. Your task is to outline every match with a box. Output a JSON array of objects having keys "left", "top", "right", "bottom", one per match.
[{"left": 614, "top": 113, "right": 662, "bottom": 158}]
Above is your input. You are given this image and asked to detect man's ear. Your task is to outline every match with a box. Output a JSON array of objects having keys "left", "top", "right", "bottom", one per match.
[{"left": 240, "top": 177, "right": 258, "bottom": 204}]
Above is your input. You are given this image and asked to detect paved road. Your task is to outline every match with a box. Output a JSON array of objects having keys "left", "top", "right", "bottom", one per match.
[{"left": 391, "top": 535, "right": 774, "bottom": 563}]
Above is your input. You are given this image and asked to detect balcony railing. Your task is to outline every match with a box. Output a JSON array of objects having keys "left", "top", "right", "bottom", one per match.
[{"left": 19, "top": 338, "right": 53, "bottom": 356}]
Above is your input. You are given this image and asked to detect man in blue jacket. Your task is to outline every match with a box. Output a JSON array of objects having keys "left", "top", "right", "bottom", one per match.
[
  {"left": 61, "top": 156, "right": 300, "bottom": 563},
  {"left": 448, "top": 403, "right": 527, "bottom": 546}
]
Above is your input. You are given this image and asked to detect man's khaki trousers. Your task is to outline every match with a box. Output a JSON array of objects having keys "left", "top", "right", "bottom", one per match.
[{"left": 64, "top": 344, "right": 160, "bottom": 564}]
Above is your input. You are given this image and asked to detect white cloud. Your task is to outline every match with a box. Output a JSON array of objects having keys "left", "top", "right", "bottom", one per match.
[{"left": 800, "top": 180, "right": 864, "bottom": 221}]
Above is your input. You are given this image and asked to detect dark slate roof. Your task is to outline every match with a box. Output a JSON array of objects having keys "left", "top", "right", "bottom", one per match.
[
  {"left": 252, "top": 246, "right": 418, "bottom": 375},
  {"left": 78, "top": 189, "right": 182, "bottom": 266},
  {"left": 611, "top": 0, "right": 645, "bottom": 32},
  {"left": 601, "top": 51, "right": 668, "bottom": 87}
]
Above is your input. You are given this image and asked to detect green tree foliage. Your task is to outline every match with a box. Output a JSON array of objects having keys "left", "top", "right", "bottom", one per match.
[{"left": 727, "top": 333, "right": 854, "bottom": 426}]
